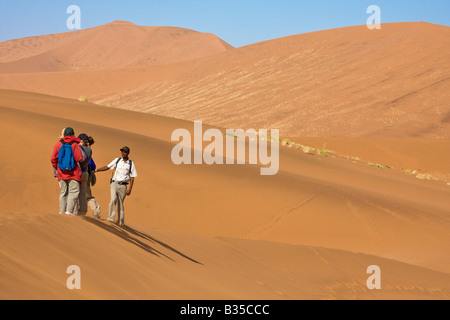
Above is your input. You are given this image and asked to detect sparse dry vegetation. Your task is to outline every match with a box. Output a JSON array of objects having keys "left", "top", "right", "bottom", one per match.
[
  {"left": 277, "top": 136, "right": 442, "bottom": 183},
  {"left": 78, "top": 95, "right": 89, "bottom": 102}
]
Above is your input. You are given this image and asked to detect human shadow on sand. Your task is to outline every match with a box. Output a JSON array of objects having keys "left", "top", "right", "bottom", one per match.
[{"left": 82, "top": 216, "right": 202, "bottom": 265}]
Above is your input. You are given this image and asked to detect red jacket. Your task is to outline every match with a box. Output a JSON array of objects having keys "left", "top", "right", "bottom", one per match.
[{"left": 51, "top": 136, "right": 83, "bottom": 182}]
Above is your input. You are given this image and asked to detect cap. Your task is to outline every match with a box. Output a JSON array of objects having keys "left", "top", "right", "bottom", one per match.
[
  {"left": 78, "top": 133, "right": 89, "bottom": 140},
  {"left": 64, "top": 127, "right": 75, "bottom": 137},
  {"left": 120, "top": 146, "right": 130, "bottom": 153}
]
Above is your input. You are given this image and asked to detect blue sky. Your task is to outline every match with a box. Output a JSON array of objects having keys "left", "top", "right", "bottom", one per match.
[{"left": 1, "top": 0, "right": 449, "bottom": 47}]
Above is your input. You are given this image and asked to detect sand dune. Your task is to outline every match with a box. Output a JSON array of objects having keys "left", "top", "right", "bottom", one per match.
[
  {"left": 1, "top": 89, "right": 450, "bottom": 299},
  {"left": 1, "top": 22, "right": 449, "bottom": 137},
  {"left": 92, "top": 22, "right": 450, "bottom": 138},
  {"left": 1, "top": 20, "right": 449, "bottom": 300},
  {"left": 0, "top": 20, "right": 232, "bottom": 73},
  {"left": 2, "top": 212, "right": 450, "bottom": 300}
]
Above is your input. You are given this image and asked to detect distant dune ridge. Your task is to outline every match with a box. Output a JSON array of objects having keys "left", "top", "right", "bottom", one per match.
[
  {"left": 1, "top": 21, "right": 449, "bottom": 137},
  {"left": 0, "top": 20, "right": 233, "bottom": 73},
  {"left": 1, "top": 20, "right": 450, "bottom": 300}
]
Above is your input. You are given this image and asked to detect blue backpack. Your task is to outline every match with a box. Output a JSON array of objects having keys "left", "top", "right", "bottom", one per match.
[{"left": 58, "top": 139, "right": 76, "bottom": 171}]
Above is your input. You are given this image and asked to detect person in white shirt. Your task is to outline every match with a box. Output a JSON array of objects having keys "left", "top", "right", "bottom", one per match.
[{"left": 96, "top": 146, "right": 137, "bottom": 227}]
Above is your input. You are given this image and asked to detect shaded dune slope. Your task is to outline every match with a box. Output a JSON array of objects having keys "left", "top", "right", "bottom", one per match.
[{"left": 2, "top": 212, "right": 450, "bottom": 300}]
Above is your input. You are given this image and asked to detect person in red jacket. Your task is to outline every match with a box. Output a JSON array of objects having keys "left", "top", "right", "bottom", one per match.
[{"left": 51, "top": 127, "right": 83, "bottom": 215}]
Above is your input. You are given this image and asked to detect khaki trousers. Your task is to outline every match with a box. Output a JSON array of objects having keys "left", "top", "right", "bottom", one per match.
[
  {"left": 108, "top": 181, "right": 127, "bottom": 226},
  {"left": 78, "top": 172, "right": 90, "bottom": 215},
  {"left": 86, "top": 172, "right": 101, "bottom": 218},
  {"left": 59, "top": 179, "right": 80, "bottom": 214}
]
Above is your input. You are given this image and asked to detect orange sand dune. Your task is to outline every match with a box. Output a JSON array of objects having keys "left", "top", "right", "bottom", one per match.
[
  {"left": 0, "top": 20, "right": 232, "bottom": 73},
  {"left": 2, "top": 212, "right": 450, "bottom": 300},
  {"left": 1, "top": 22, "right": 449, "bottom": 137},
  {"left": 1, "top": 89, "right": 450, "bottom": 299}
]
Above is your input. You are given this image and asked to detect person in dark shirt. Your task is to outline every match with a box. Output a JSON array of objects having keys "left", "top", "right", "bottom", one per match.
[
  {"left": 77, "top": 133, "right": 92, "bottom": 216},
  {"left": 86, "top": 136, "right": 101, "bottom": 218}
]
